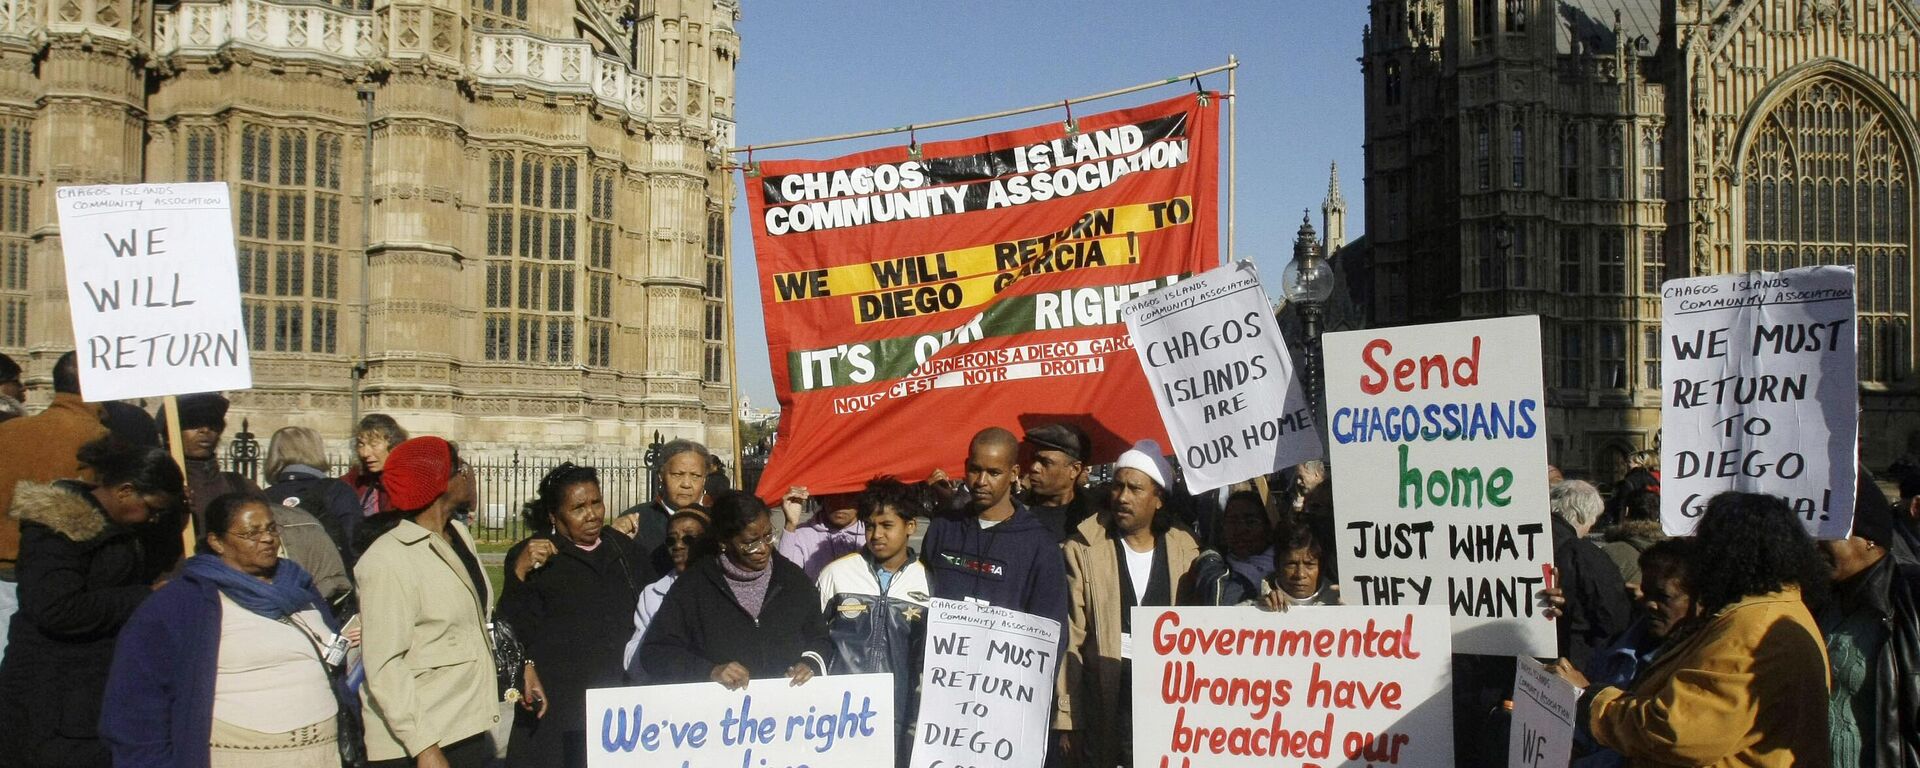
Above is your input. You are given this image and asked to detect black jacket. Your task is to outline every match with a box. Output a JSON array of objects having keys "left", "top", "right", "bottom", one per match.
[
  {"left": 1552, "top": 516, "right": 1630, "bottom": 669},
  {"left": 1837, "top": 555, "right": 1920, "bottom": 768},
  {"left": 497, "top": 530, "right": 652, "bottom": 768},
  {"left": 639, "top": 555, "right": 829, "bottom": 684},
  {"left": 0, "top": 481, "right": 153, "bottom": 768}
]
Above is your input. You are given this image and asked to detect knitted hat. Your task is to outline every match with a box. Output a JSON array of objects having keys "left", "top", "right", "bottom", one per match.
[
  {"left": 1024, "top": 423, "right": 1091, "bottom": 463},
  {"left": 383, "top": 436, "right": 452, "bottom": 511},
  {"left": 159, "top": 392, "right": 229, "bottom": 432},
  {"left": 1113, "top": 439, "right": 1173, "bottom": 490}
]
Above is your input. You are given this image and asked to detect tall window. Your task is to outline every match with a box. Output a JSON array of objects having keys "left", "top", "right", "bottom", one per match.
[
  {"left": 0, "top": 118, "right": 25, "bottom": 349},
  {"left": 1597, "top": 230, "right": 1627, "bottom": 294},
  {"left": 1600, "top": 125, "right": 1624, "bottom": 199},
  {"left": 1641, "top": 230, "right": 1665, "bottom": 293},
  {"left": 1640, "top": 126, "right": 1664, "bottom": 198},
  {"left": 236, "top": 125, "right": 342, "bottom": 354},
  {"left": 483, "top": 151, "right": 578, "bottom": 363},
  {"left": 1560, "top": 124, "right": 1581, "bottom": 197},
  {"left": 1477, "top": 221, "right": 1497, "bottom": 290},
  {"left": 1510, "top": 120, "right": 1526, "bottom": 188},
  {"left": 473, "top": 0, "right": 526, "bottom": 29},
  {"left": 1643, "top": 325, "right": 1662, "bottom": 388},
  {"left": 704, "top": 211, "right": 726, "bottom": 384},
  {"left": 1510, "top": 226, "right": 1529, "bottom": 288},
  {"left": 1743, "top": 77, "right": 1913, "bottom": 383},
  {"left": 185, "top": 126, "right": 219, "bottom": 183},
  {"left": 1476, "top": 122, "right": 1491, "bottom": 190},
  {"left": 1599, "top": 325, "right": 1626, "bottom": 388},
  {"left": 1559, "top": 324, "right": 1585, "bottom": 388},
  {"left": 586, "top": 168, "right": 616, "bottom": 368},
  {"left": 1559, "top": 228, "right": 1582, "bottom": 293},
  {"left": 1473, "top": 0, "right": 1494, "bottom": 36},
  {"left": 1384, "top": 61, "right": 1402, "bottom": 106}
]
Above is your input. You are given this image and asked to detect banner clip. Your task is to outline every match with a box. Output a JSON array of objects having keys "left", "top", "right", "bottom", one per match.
[
  {"left": 1061, "top": 99, "right": 1079, "bottom": 137},
  {"left": 907, "top": 126, "right": 922, "bottom": 162},
  {"left": 1192, "top": 77, "right": 1210, "bottom": 107},
  {"left": 743, "top": 146, "right": 760, "bottom": 177}
]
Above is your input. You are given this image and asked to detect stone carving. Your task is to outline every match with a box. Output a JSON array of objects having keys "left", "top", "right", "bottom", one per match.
[{"left": 247, "top": 0, "right": 267, "bottom": 41}]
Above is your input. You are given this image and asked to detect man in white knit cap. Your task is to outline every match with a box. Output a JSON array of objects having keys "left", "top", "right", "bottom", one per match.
[{"left": 1053, "top": 439, "right": 1199, "bottom": 768}]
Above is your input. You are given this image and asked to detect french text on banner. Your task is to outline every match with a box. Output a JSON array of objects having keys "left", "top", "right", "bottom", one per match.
[{"left": 748, "top": 93, "right": 1218, "bottom": 497}]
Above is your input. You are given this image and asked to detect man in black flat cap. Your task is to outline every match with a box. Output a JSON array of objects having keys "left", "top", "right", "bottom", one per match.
[{"left": 1022, "top": 422, "right": 1094, "bottom": 542}]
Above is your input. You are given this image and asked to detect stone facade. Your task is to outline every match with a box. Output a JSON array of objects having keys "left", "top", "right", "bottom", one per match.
[
  {"left": 0, "top": 0, "right": 741, "bottom": 460},
  {"left": 1358, "top": 0, "right": 1918, "bottom": 478}
]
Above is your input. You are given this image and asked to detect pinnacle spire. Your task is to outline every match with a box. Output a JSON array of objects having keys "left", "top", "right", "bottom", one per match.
[{"left": 1325, "top": 161, "right": 1344, "bottom": 205}]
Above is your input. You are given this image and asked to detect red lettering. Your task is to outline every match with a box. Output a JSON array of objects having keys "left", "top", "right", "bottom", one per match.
[
  {"left": 1358, "top": 336, "right": 1486, "bottom": 394},
  {"left": 1359, "top": 338, "right": 1392, "bottom": 394}
]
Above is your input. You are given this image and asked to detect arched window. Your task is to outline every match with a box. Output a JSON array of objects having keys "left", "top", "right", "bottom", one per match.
[{"left": 1743, "top": 77, "right": 1914, "bottom": 383}]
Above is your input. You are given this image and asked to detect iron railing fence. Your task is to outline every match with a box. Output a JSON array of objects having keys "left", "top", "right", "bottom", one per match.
[{"left": 224, "top": 447, "right": 770, "bottom": 545}]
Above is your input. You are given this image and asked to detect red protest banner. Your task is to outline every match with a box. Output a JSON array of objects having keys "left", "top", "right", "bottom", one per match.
[{"left": 747, "top": 93, "right": 1219, "bottom": 498}]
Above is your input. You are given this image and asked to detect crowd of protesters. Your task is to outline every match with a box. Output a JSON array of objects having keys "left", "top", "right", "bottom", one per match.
[{"left": 1, "top": 347, "right": 1919, "bottom": 768}]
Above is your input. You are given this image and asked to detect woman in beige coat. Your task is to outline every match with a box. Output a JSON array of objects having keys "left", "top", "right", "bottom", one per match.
[
  {"left": 1053, "top": 441, "right": 1200, "bottom": 768},
  {"left": 356, "top": 437, "right": 546, "bottom": 768}
]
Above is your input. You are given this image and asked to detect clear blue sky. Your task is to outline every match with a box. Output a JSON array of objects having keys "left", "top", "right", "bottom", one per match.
[{"left": 727, "top": 2, "right": 1371, "bottom": 409}]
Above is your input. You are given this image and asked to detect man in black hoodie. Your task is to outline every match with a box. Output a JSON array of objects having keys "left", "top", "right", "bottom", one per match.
[{"left": 920, "top": 428, "right": 1068, "bottom": 636}]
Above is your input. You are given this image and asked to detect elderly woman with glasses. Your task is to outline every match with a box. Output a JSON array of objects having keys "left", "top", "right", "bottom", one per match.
[
  {"left": 103, "top": 492, "right": 347, "bottom": 768},
  {"left": 640, "top": 492, "right": 829, "bottom": 689}
]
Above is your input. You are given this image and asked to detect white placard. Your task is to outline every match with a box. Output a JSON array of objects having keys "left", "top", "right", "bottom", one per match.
[
  {"left": 54, "top": 183, "right": 251, "bottom": 401},
  {"left": 1507, "top": 659, "right": 1578, "bottom": 768},
  {"left": 1323, "top": 316, "right": 1556, "bottom": 657},
  {"left": 1130, "top": 605, "right": 1453, "bottom": 768},
  {"left": 586, "top": 674, "right": 895, "bottom": 768},
  {"left": 1121, "top": 260, "right": 1322, "bottom": 493},
  {"left": 1659, "top": 266, "right": 1858, "bottom": 539},
  {"left": 910, "top": 598, "right": 1060, "bottom": 768}
]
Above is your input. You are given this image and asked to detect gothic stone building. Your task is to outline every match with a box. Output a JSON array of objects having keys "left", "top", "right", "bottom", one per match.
[
  {"left": 1359, "top": 0, "right": 1918, "bottom": 479},
  {"left": 0, "top": 0, "right": 740, "bottom": 460}
]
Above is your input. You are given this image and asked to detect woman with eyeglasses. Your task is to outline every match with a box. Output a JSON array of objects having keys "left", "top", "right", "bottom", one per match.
[
  {"left": 102, "top": 492, "right": 348, "bottom": 768},
  {"left": 640, "top": 492, "right": 829, "bottom": 689},
  {"left": 497, "top": 463, "right": 653, "bottom": 768},
  {"left": 623, "top": 510, "right": 716, "bottom": 681},
  {"left": 0, "top": 437, "right": 183, "bottom": 768}
]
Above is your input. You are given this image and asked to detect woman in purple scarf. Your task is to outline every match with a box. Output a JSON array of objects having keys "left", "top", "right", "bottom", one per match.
[{"left": 638, "top": 492, "right": 829, "bottom": 688}]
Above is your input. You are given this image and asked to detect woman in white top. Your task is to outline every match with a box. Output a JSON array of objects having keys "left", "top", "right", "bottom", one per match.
[
  {"left": 104, "top": 492, "right": 347, "bottom": 768},
  {"left": 623, "top": 510, "right": 715, "bottom": 680}
]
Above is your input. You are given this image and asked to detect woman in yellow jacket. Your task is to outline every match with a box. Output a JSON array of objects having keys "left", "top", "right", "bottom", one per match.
[{"left": 1557, "top": 491, "right": 1832, "bottom": 768}]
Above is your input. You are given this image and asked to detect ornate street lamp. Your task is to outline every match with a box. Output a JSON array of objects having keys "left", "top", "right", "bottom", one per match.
[
  {"left": 1284, "top": 211, "right": 1335, "bottom": 439},
  {"left": 229, "top": 418, "right": 260, "bottom": 482}
]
